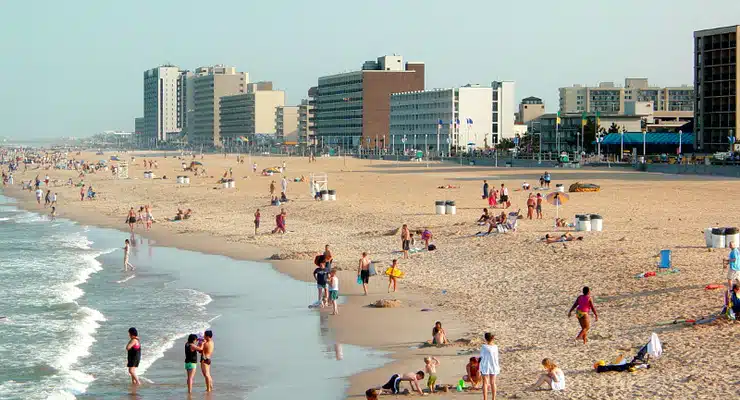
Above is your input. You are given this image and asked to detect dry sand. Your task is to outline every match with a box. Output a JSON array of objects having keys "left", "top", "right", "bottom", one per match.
[{"left": 7, "top": 152, "right": 740, "bottom": 399}]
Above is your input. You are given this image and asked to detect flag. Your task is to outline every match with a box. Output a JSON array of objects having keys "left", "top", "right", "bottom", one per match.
[
  {"left": 455, "top": 118, "right": 460, "bottom": 132},
  {"left": 556, "top": 111, "right": 561, "bottom": 126},
  {"left": 581, "top": 112, "right": 587, "bottom": 126},
  {"left": 596, "top": 111, "right": 601, "bottom": 127}
]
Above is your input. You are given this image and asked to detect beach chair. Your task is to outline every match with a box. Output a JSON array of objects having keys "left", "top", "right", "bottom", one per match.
[{"left": 498, "top": 211, "right": 520, "bottom": 233}]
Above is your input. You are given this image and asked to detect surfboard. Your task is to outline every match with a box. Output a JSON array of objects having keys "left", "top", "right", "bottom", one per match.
[{"left": 385, "top": 267, "right": 405, "bottom": 278}]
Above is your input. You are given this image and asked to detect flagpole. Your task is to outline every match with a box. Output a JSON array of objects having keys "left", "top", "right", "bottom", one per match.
[{"left": 436, "top": 122, "right": 440, "bottom": 160}]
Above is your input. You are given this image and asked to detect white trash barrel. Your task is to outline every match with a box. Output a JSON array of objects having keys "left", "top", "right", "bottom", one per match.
[
  {"left": 712, "top": 228, "right": 726, "bottom": 248},
  {"left": 321, "top": 190, "right": 329, "bottom": 201},
  {"left": 576, "top": 215, "right": 591, "bottom": 232},
  {"left": 176, "top": 176, "right": 185, "bottom": 184},
  {"left": 445, "top": 200, "right": 456, "bottom": 215},
  {"left": 725, "top": 227, "right": 739, "bottom": 248},
  {"left": 228, "top": 180, "right": 236, "bottom": 188},
  {"left": 556, "top": 184, "right": 564, "bottom": 193},
  {"left": 435, "top": 201, "right": 446, "bottom": 215},
  {"left": 704, "top": 228, "right": 714, "bottom": 248},
  {"left": 184, "top": 176, "right": 190, "bottom": 184},
  {"left": 144, "top": 171, "right": 151, "bottom": 179},
  {"left": 222, "top": 181, "right": 229, "bottom": 189},
  {"left": 590, "top": 214, "right": 603, "bottom": 231},
  {"left": 328, "top": 189, "right": 336, "bottom": 201}
]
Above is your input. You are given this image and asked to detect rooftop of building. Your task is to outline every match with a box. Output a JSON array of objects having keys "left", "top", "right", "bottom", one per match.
[{"left": 694, "top": 24, "right": 740, "bottom": 35}]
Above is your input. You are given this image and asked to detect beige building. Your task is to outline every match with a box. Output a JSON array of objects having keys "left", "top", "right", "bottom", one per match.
[
  {"left": 189, "top": 65, "right": 249, "bottom": 147},
  {"left": 694, "top": 25, "right": 739, "bottom": 152},
  {"left": 517, "top": 96, "right": 545, "bottom": 124},
  {"left": 275, "top": 106, "right": 299, "bottom": 144},
  {"left": 297, "top": 99, "right": 314, "bottom": 145},
  {"left": 219, "top": 87, "right": 285, "bottom": 143},
  {"left": 559, "top": 79, "right": 694, "bottom": 114}
]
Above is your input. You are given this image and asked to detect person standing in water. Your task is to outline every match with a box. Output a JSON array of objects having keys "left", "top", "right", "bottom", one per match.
[
  {"left": 358, "top": 252, "right": 372, "bottom": 295},
  {"left": 568, "top": 286, "right": 598, "bottom": 344},
  {"left": 201, "top": 330, "right": 215, "bottom": 392},
  {"left": 50, "top": 206, "right": 56, "bottom": 222},
  {"left": 123, "top": 239, "right": 135, "bottom": 271},
  {"left": 185, "top": 334, "right": 203, "bottom": 394},
  {"left": 126, "top": 327, "right": 141, "bottom": 385}
]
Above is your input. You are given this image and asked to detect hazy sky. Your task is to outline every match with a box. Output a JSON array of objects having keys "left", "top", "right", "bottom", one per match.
[{"left": 1, "top": 0, "right": 738, "bottom": 138}]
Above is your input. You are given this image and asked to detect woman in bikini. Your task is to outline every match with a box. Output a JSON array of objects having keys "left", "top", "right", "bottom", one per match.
[
  {"left": 432, "top": 321, "right": 449, "bottom": 345},
  {"left": 568, "top": 286, "right": 598, "bottom": 344}
]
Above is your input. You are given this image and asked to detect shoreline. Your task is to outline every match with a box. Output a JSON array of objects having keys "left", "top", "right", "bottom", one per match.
[{"left": 2, "top": 183, "right": 464, "bottom": 398}]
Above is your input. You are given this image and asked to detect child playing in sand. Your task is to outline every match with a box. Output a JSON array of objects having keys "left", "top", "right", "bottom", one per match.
[
  {"left": 530, "top": 358, "right": 565, "bottom": 391},
  {"left": 424, "top": 357, "right": 440, "bottom": 393},
  {"left": 387, "top": 259, "right": 400, "bottom": 293},
  {"left": 463, "top": 356, "right": 482, "bottom": 389}
]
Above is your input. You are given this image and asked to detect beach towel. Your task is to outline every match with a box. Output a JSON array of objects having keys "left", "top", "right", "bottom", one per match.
[{"left": 646, "top": 333, "right": 662, "bottom": 359}]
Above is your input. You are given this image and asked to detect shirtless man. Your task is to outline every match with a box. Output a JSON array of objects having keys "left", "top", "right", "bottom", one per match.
[
  {"left": 401, "top": 224, "right": 411, "bottom": 259},
  {"left": 358, "top": 252, "right": 372, "bottom": 295},
  {"left": 201, "top": 330, "right": 214, "bottom": 392},
  {"left": 379, "top": 371, "right": 426, "bottom": 395}
]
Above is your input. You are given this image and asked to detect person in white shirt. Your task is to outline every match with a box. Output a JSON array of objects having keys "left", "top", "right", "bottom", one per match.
[
  {"left": 328, "top": 269, "right": 340, "bottom": 315},
  {"left": 479, "top": 332, "right": 500, "bottom": 400},
  {"left": 499, "top": 184, "right": 510, "bottom": 209},
  {"left": 281, "top": 177, "right": 288, "bottom": 194},
  {"left": 531, "top": 358, "right": 565, "bottom": 391},
  {"left": 35, "top": 188, "right": 43, "bottom": 204}
]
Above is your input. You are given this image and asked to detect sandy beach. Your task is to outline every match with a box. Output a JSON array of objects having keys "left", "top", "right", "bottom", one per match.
[{"left": 6, "top": 152, "right": 740, "bottom": 399}]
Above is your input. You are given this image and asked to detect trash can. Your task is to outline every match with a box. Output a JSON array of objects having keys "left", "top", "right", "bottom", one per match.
[
  {"left": 712, "top": 227, "right": 726, "bottom": 248},
  {"left": 590, "top": 214, "right": 603, "bottom": 231},
  {"left": 184, "top": 176, "right": 190, "bottom": 184},
  {"left": 435, "top": 201, "right": 446, "bottom": 215},
  {"left": 320, "top": 190, "right": 329, "bottom": 201},
  {"left": 222, "top": 181, "right": 229, "bottom": 189},
  {"left": 228, "top": 180, "right": 236, "bottom": 188},
  {"left": 704, "top": 228, "right": 714, "bottom": 248},
  {"left": 725, "top": 227, "right": 739, "bottom": 248},
  {"left": 176, "top": 176, "right": 185, "bottom": 184},
  {"left": 576, "top": 214, "right": 591, "bottom": 232},
  {"left": 328, "top": 189, "right": 336, "bottom": 201},
  {"left": 445, "top": 200, "right": 456, "bottom": 215},
  {"left": 556, "top": 184, "right": 564, "bottom": 193}
]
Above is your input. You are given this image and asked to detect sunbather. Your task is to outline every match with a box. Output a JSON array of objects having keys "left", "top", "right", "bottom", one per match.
[
  {"left": 544, "top": 233, "right": 583, "bottom": 243},
  {"left": 477, "top": 209, "right": 491, "bottom": 224}
]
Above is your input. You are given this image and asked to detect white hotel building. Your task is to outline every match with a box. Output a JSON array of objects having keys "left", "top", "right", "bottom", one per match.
[{"left": 389, "top": 85, "right": 494, "bottom": 153}]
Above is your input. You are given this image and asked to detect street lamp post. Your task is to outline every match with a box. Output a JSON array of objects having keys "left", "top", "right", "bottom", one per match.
[{"left": 620, "top": 131, "right": 624, "bottom": 162}]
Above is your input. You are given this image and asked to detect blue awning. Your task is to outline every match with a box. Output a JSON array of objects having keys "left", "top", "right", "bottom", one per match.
[{"left": 594, "top": 132, "right": 694, "bottom": 145}]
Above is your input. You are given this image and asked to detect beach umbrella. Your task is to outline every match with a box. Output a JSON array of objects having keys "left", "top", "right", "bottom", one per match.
[
  {"left": 192, "top": 161, "right": 203, "bottom": 166},
  {"left": 546, "top": 192, "right": 569, "bottom": 221}
]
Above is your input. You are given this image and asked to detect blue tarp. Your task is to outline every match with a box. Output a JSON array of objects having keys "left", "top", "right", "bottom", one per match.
[{"left": 594, "top": 132, "right": 694, "bottom": 145}]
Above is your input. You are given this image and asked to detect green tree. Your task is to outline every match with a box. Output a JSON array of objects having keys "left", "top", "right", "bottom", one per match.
[
  {"left": 608, "top": 122, "right": 620, "bottom": 133},
  {"left": 497, "top": 138, "right": 515, "bottom": 150},
  {"left": 582, "top": 118, "right": 602, "bottom": 152}
]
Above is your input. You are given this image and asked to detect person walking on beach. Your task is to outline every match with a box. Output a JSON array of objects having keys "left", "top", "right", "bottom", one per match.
[
  {"left": 201, "top": 330, "right": 214, "bottom": 392},
  {"left": 123, "top": 239, "right": 135, "bottom": 271},
  {"left": 50, "top": 206, "right": 56, "bottom": 222},
  {"left": 536, "top": 193, "right": 543, "bottom": 219},
  {"left": 254, "top": 209, "right": 261, "bottom": 235},
  {"left": 324, "top": 244, "right": 333, "bottom": 269},
  {"left": 35, "top": 187, "right": 43, "bottom": 204},
  {"left": 480, "top": 332, "right": 500, "bottom": 400},
  {"left": 500, "top": 183, "right": 510, "bottom": 209},
  {"left": 269, "top": 180, "right": 276, "bottom": 197},
  {"left": 126, "top": 208, "right": 137, "bottom": 232},
  {"left": 144, "top": 205, "right": 153, "bottom": 231},
  {"left": 488, "top": 189, "right": 497, "bottom": 208},
  {"left": 80, "top": 185, "right": 85, "bottom": 201},
  {"left": 526, "top": 194, "right": 535, "bottom": 220},
  {"left": 358, "top": 252, "right": 372, "bottom": 295},
  {"left": 184, "top": 334, "right": 203, "bottom": 394},
  {"left": 272, "top": 209, "right": 286, "bottom": 234},
  {"left": 568, "top": 286, "right": 598, "bottom": 344},
  {"left": 482, "top": 180, "right": 489, "bottom": 199},
  {"left": 543, "top": 171, "right": 551, "bottom": 188},
  {"left": 724, "top": 241, "right": 740, "bottom": 292},
  {"left": 126, "top": 327, "right": 141, "bottom": 386},
  {"left": 401, "top": 224, "right": 411, "bottom": 259},
  {"left": 314, "top": 261, "right": 329, "bottom": 307},
  {"left": 387, "top": 259, "right": 399, "bottom": 293},
  {"left": 51, "top": 192, "right": 57, "bottom": 207},
  {"left": 281, "top": 176, "right": 288, "bottom": 194},
  {"left": 44, "top": 189, "right": 51, "bottom": 207},
  {"left": 329, "top": 268, "right": 340, "bottom": 315}
]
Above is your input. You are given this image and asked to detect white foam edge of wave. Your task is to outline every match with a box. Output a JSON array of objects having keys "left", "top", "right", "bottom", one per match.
[{"left": 50, "top": 306, "right": 105, "bottom": 398}]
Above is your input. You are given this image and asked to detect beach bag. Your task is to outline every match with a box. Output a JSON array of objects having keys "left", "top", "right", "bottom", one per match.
[
  {"left": 357, "top": 276, "right": 363, "bottom": 285},
  {"left": 368, "top": 262, "right": 377, "bottom": 276},
  {"left": 427, "top": 244, "right": 437, "bottom": 251}
]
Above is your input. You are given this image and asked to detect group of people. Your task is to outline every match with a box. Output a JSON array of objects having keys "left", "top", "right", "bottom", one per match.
[
  {"left": 312, "top": 246, "right": 341, "bottom": 315},
  {"left": 482, "top": 180, "right": 511, "bottom": 209},
  {"left": 126, "top": 327, "right": 215, "bottom": 394},
  {"left": 126, "top": 206, "right": 154, "bottom": 231},
  {"left": 173, "top": 208, "right": 193, "bottom": 221}
]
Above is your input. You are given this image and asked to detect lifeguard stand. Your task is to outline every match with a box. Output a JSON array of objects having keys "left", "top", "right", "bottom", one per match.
[
  {"left": 117, "top": 162, "right": 129, "bottom": 179},
  {"left": 309, "top": 172, "right": 328, "bottom": 194}
]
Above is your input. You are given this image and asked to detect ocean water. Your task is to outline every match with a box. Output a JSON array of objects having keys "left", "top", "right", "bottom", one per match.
[{"left": 0, "top": 194, "right": 388, "bottom": 399}]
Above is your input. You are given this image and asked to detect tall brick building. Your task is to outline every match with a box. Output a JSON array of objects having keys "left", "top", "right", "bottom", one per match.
[{"left": 313, "top": 55, "right": 425, "bottom": 149}]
